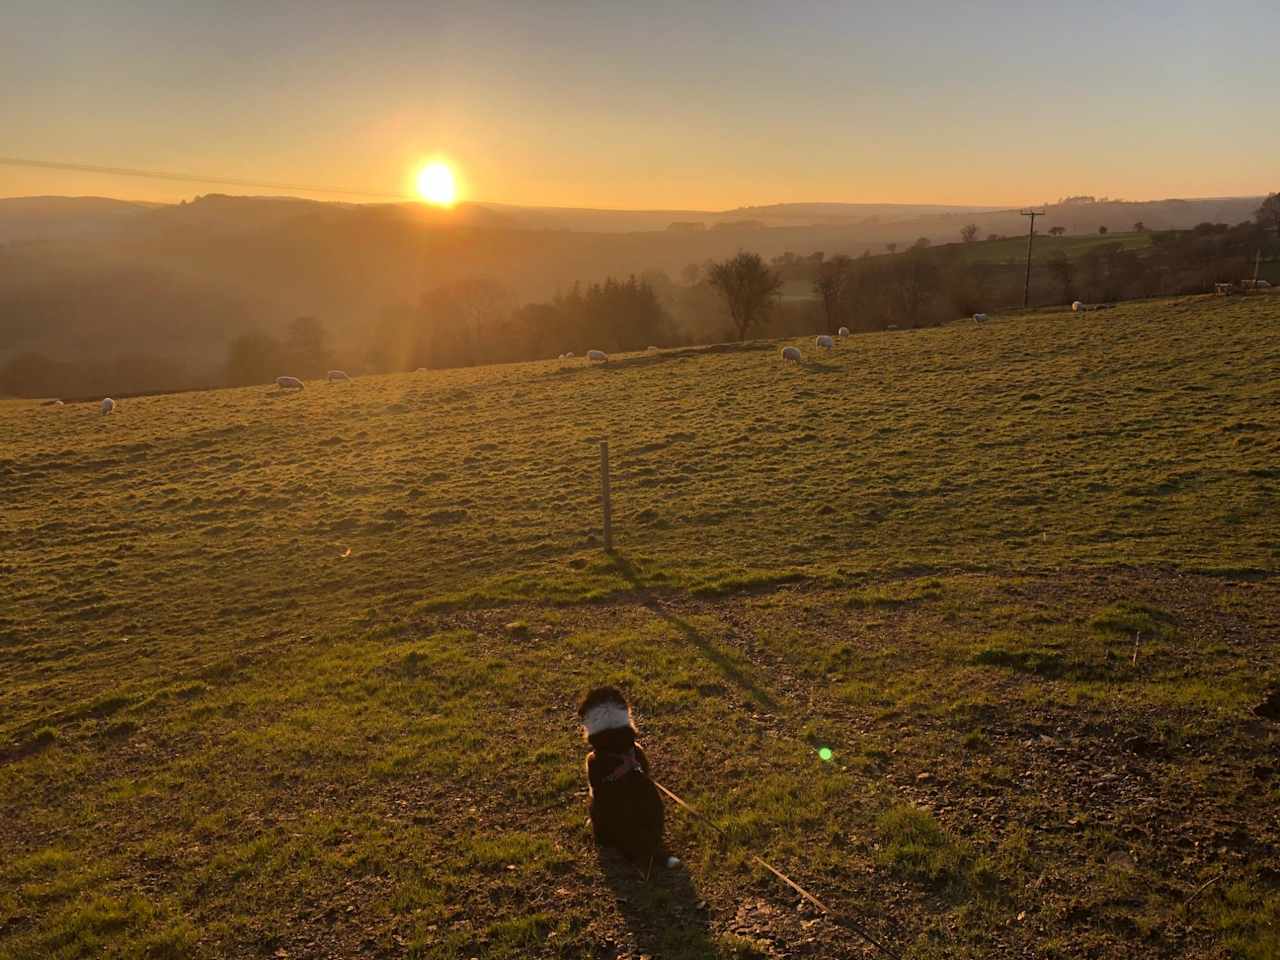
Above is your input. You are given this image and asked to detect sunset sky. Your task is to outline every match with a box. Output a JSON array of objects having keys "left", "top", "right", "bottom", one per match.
[{"left": 4, "top": 0, "right": 1278, "bottom": 210}]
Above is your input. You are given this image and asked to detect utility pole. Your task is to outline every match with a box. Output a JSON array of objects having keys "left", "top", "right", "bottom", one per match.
[{"left": 1020, "top": 209, "right": 1045, "bottom": 307}]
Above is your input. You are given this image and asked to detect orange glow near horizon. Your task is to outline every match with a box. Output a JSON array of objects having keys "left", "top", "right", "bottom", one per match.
[{"left": 4, "top": 5, "right": 1278, "bottom": 211}]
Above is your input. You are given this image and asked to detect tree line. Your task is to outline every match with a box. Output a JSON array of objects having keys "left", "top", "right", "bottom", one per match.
[{"left": 4, "top": 193, "right": 1277, "bottom": 397}]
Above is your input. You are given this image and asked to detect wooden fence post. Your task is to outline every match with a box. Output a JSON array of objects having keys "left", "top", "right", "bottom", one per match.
[{"left": 600, "top": 440, "right": 613, "bottom": 552}]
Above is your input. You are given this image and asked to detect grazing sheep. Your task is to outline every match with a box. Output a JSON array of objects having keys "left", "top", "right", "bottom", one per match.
[
  {"left": 1071, "top": 301, "right": 1083, "bottom": 312},
  {"left": 43, "top": 399, "right": 64, "bottom": 407},
  {"left": 973, "top": 312, "right": 989, "bottom": 322},
  {"left": 815, "top": 334, "right": 834, "bottom": 351},
  {"left": 587, "top": 349, "right": 608, "bottom": 363},
  {"left": 100, "top": 398, "right": 115, "bottom": 415},
  {"left": 780, "top": 346, "right": 802, "bottom": 363},
  {"left": 326, "top": 370, "right": 350, "bottom": 382},
  {"left": 646, "top": 345, "right": 660, "bottom": 352},
  {"left": 837, "top": 326, "right": 850, "bottom": 337},
  {"left": 275, "top": 376, "right": 304, "bottom": 390},
  {"left": 565, "top": 351, "right": 576, "bottom": 358}
]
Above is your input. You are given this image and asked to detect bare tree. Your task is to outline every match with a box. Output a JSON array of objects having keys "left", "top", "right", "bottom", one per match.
[
  {"left": 813, "top": 255, "right": 852, "bottom": 333},
  {"left": 960, "top": 223, "right": 979, "bottom": 243},
  {"left": 887, "top": 250, "right": 939, "bottom": 328},
  {"left": 707, "top": 252, "right": 783, "bottom": 341},
  {"left": 1046, "top": 251, "right": 1076, "bottom": 302},
  {"left": 284, "top": 316, "right": 333, "bottom": 377}
]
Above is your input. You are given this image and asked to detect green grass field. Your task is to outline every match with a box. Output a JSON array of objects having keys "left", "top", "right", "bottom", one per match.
[
  {"left": 2, "top": 293, "right": 1278, "bottom": 959},
  {"left": 949, "top": 231, "right": 1154, "bottom": 266}
]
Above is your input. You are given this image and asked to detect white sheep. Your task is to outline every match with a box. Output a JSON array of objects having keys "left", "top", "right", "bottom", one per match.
[
  {"left": 43, "top": 399, "right": 64, "bottom": 407},
  {"left": 565, "top": 351, "right": 576, "bottom": 358},
  {"left": 587, "top": 349, "right": 608, "bottom": 363},
  {"left": 815, "top": 334, "right": 834, "bottom": 351},
  {"left": 275, "top": 376, "right": 304, "bottom": 390},
  {"left": 646, "top": 345, "right": 660, "bottom": 352},
  {"left": 1071, "top": 301, "right": 1083, "bottom": 312},
  {"left": 973, "top": 312, "right": 989, "bottom": 322},
  {"left": 837, "top": 326, "right": 851, "bottom": 337},
  {"left": 326, "top": 370, "right": 350, "bottom": 382},
  {"left": 100, "top": 398, "right": 115, "bottom": 415},
  {"left": 780, "top": 346, "right": 802, "bottom": 363}
]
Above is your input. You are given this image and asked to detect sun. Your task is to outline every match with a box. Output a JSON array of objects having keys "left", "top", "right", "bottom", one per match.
[{"left": 416, "top": 162, "right": 457, "bottom": 206}]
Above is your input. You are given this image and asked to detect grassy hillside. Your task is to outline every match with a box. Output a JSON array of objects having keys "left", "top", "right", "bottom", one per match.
[
  {"left": 949, "top": 231, "right": 1154, "bottom": 265},
  {"left": 2, "top": 294, "right": 1278, "bottom": 959}
]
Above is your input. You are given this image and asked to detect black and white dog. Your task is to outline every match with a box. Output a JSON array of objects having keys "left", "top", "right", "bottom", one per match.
[{"left": 578, "top": 686, "right": 679, "bottom": 872}]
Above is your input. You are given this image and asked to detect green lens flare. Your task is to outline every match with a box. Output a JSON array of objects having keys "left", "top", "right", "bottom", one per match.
[{"left": 818, "top": 747, "right": 833, "bottom": 762}]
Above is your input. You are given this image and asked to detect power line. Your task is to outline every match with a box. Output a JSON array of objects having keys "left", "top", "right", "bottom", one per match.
[{"left": 0, "top": 156, "right": 414, "bottom": 201}]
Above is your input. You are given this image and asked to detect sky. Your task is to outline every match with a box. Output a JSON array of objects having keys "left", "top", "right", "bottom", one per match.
[{"left": 3, "top": 0, "right": 1278, "bottom": 210}]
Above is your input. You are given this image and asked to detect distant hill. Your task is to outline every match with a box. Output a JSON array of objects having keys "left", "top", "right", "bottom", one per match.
[
  {"left": 0, "top": 196, "right": 158, "bottom": 243},
  {"left": 467, "top": 200, "right": 1005, "bottom": 233},
  {"left": 2, "top": 193, "right": 1265, "bottom": 246},
  {"left": 0, "top": 190, "right": 1269, "bottom": 394}
]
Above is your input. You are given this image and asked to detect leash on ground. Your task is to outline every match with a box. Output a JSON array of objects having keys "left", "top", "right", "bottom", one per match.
[{"left": 651, "top": 778, "right": 904, "bottom": 960}]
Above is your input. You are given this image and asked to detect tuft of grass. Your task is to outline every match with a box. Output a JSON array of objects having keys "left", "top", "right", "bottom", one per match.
[
  {"left": 845, "top": 580, "right": 943, "bottom": 609},
  {"left": 15, "top": 726, "right": 59, "bottom": 756},
  {"left": 690, "top": 569, "right": 807, "bottom": 597},
  {"left": 716, "top": 933, "right": 773, "bottom": 959},
  {"left": 464, "top": 832, "right": 571, "bottom": 874},
  {"left": 971, "top": 644, "right": 1066, "bottom": 678},
  {"left": 1206, "top": 879, "right": 1280, "bottom": 960},
  {"left": 876, "top": 805, "right": 997, "bottom": 897},
  {"left": 962, "top": 730, "right": 990, "bottom": 752},
  {"left": 1089, "top": 601, "right": 1172, "bottom": 638},
  {"left": 1, "top": 893, "right": 196, "bottom": 960}
]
